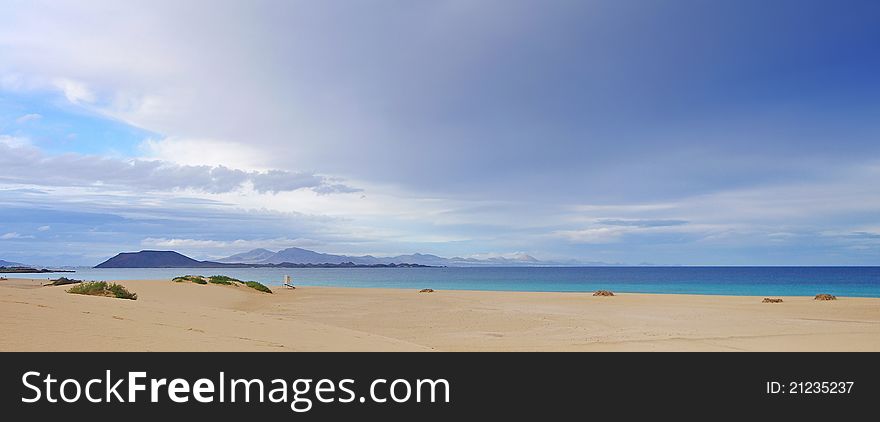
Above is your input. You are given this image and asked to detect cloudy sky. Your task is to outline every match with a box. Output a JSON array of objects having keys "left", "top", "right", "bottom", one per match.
[{"left": 1, "top": 0, "right": 879, "bottom": 266}]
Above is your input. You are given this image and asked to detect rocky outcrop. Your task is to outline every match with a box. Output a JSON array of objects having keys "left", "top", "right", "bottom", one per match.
[
  {"left": 593, "top": 290, "right": 614, "bottom": 296},
  {"left": 814, "top": 293, "right": 837, "bottom": 301},
  {"left": 762, "top": 298, "right": 783, "bottom": 303}
]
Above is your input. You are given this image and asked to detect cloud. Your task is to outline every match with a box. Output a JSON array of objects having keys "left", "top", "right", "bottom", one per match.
[
  {"left": 844, "top": 232, "right": 880, "bottom": 240},
  {"left": 0, "top": 141, "right": 359, "bottom": 195},
  {"left": 1, "top": 2, "right": 879, "bottom": 265},
  {"left": 15, "top": 113, "right": 42, "bottom": 124},
  {"left": 37, "top": 225, "right": 50, "bottom": 231},
  {"left": 1, "top": 232, "right": 33, "bottom": 240},
  {"left": 0, "top": 135, "right": 29, "bottom": 148},
  {"left": 52, "top": 78, "right": 94, "bottom": 104},
  {"left": 139, "top": 137, "right": 269, "bottom": 169},
  {"left": 141, "top": 237, "right": 321, "bottom": 251},
  {"left": 596, "top": 219, "right": 688, "bottom": 227},
  {"left": 3, "top": 0, "right": 878, "bottom": 207},
  {"left": 554, "top": 227, "right": 629, "bottom": 244}
]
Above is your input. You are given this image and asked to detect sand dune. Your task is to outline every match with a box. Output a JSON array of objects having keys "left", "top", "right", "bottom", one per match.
[{"left": 1, "top": 278, "right": 879, "bottom": 351}]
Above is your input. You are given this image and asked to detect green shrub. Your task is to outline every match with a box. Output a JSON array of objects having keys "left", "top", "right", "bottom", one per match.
[
  {"left": 67, "top": 281, "right": 137, "bottom": 300},
  {"left": 67, "top": 281, "right": 107, "bottom": 295},
  {"left": 173, "top": 275, "right": 207, "bottom": 284},
  {"left": 208, "top": 275, "right": 240, "bottom": 285},
  {"left": 244, "top": 281, "right": 272, "bottom": 294},
  {"left": 107, "top": 283, "right": 138, "bottom": 300}
]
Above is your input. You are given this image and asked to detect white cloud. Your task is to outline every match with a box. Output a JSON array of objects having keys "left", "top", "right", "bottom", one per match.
[
  {"left": 52, "top": 78, "right": 95, "bottom": 104},
  {"left": 141, "top": 237, "right": 319, "bottom": 250},
  {"left": 0, "top": 135, "right": 29, "bottom": 148},
  {"left": 554, "top": 227, "right": 630, "bottom": 244},
  {"left": 37, "top": 225, "right": 50, "bottom": 231},
  {"left": 15, "top": 113, "right": 42, "bottom": 124},
  {"left": 1, "top": 232, "right": 33, "bottom": 240},
  {"left": 139, "top": 137, "right": 270, "bottom": 170},
  {"left": 0, "top": 141, "right": 359, "bottom": 195}
]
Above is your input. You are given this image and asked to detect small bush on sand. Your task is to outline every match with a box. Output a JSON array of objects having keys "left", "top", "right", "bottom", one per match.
[
  {"left": 67, "top": 282, "right": 137, "bottom": 300},
  {"left": 244, "top": 281, "right": 272, "bottom": 294},
  {"left": 173, "top": 275, "right": 207, "bottom": 284},
  {"left": 208, "top": 275, "right": 240, "bottom": 285},
  {"left": 67, "top": 281, "right": 106, "bottom": 295},
  {"left": 107, "top": 283, "right": 138, "bottom": 299}
]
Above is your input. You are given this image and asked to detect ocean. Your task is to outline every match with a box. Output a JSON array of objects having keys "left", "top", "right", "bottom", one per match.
[{"left": 7, "top": 266, "right": 880, "bottom": 297}]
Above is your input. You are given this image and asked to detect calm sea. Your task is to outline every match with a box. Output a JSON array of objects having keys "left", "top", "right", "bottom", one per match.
[{"left": 7, "top": 266, "right": 880, "bottom": 297}]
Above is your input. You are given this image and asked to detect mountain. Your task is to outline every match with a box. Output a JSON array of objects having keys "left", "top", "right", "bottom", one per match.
[
  {"left": 95, "top": 251, "right": 222, "bottom": 268},
  {"left": 0, "top": 259, "right": 26, "bottom": 267},
  {"left": 260, "top": 247, "right": 354, "bottom": 264},
  {"left": 218, "top": 247, "right": 558, "bottom": 267},
  {"left": 96, "top": 248, "right": 601, "bottom": 268},
  {"left": 93, "top": 250, "right": 436, "bottom": 268},
  {"left": 216, "top": 248, "right": 276, "bottom": 264}
]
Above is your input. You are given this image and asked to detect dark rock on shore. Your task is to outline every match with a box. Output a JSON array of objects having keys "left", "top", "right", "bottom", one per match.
[
  {"left": 593, "top": 290, "right": 614, "bottom": 296},
  {"left": 48, "top": 277, "right": 83, "bottom": 286}
]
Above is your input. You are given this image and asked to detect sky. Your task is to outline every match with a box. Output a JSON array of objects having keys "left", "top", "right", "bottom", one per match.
[{"left": 1, "top": 0, "right": 879, "bottom": 266}]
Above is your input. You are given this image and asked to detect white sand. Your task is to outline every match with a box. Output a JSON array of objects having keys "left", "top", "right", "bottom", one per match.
[{"left": 2, "top": 278, "right": 878, "bottom": 351}]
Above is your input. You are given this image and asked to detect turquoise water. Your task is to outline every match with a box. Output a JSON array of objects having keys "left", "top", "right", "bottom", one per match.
[{"left": 8, "top": 266, "right": 880, "bottom": 297}]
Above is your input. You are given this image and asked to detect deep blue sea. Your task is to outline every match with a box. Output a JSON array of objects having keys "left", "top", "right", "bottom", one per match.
[{"left": 7, "top": 266, "right": 880, "bottom": 297}]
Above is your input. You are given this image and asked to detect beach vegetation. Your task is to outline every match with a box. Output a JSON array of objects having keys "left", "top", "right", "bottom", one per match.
[
  {"left": 173, "top": 275, "right": 207, "bottom": 284},
  {"left": 208, "top": 275, "right": 241, "bottom": 285},
  {"left": 67, "top": 281, "right": 137, "bottom": 300},
  {"left": 244, "top": 281, "right": 272, "bottom": 294}
]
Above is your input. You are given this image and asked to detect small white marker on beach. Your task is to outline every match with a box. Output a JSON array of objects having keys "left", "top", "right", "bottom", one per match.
[{"left": 283, "top": 274, "right": 294, "bottom": 289}]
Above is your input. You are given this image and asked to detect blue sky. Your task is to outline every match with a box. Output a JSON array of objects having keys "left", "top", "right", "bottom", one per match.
[{"left": 1, "top": 0, "right": 879, "bottom": 266}]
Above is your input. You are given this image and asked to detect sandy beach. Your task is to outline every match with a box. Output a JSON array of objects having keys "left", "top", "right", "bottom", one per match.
[{"left": 1, "top": 278, "right": 879, "bottom": 352}]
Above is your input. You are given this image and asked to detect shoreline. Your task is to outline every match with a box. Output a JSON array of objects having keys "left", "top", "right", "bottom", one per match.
[
  {"left": 2, "top": 278, "right": 879, "bottom": 352},
  {"left": 2, "top": 274, "right": 876, "bottom": 298}
]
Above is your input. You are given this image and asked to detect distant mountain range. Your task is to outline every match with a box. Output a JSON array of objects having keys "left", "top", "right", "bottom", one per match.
[
  {"left": 217, "top": 247, "right": 588, "bottom": 267},
  {"left": 94, "top": 250, "right": 435, "bottom": 268},
  {"left": 0, "top": 259, "right": 26, "bottom": 267},
  {"left": 93, "top": 247, "right": 612, "bottom": 268}
]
